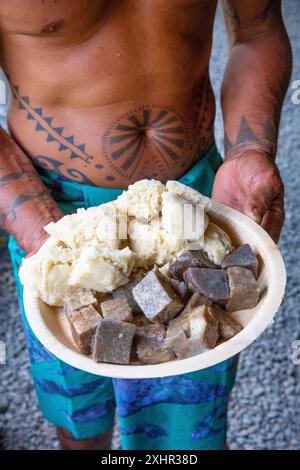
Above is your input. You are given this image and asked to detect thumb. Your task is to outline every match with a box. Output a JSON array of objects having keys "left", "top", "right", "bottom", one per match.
[{"left": 243, "top": 178, "right": 278, "bottom": 224}]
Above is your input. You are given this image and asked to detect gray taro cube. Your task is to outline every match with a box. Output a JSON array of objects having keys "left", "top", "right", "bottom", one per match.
[{"left": 132, "top": 269, "right": 183, "bottom": 323}]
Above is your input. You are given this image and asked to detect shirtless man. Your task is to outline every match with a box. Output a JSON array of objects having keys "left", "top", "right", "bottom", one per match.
[{"left": 0, "top": 1, "right": 291, "bottom": 450}]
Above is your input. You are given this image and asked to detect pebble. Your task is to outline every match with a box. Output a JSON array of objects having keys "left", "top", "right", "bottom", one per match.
[{"left": 0, "top": 397, "right": 9, "bottom": 414}]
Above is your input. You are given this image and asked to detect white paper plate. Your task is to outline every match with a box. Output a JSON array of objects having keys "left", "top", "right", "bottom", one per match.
[{"left": 23, "top": 202, "right": 286, "bottom": 378}]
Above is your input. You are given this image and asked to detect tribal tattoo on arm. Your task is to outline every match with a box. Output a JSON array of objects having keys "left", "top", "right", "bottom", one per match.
[
  {"left": 222, "top": 0, "right": 278, "bottom": 33},
  {"left": 0, "top": 127, "right": 62, "bottom": 251},
  {"left": 221, "top": 0, "right": 291, "bottom": 160},
  {"left": 224, "top": 116, "right": 278, "bottom": 159}
]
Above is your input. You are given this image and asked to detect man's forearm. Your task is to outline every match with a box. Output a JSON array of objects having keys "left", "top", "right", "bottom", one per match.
[
  {"left": 0, "top": 126, "right": 63, "bottom": 253},
  {"left": 221, "top": 4, "right": 292, "bottom": 160}
]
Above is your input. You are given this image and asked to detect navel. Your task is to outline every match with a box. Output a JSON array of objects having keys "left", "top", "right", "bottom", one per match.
[{"left": 41, "top": 18, "right": 65, "bottom": 34}]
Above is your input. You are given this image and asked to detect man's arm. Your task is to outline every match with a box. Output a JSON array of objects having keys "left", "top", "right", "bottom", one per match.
[
  {"left": 212, "top": 0, "right": 292, "bottom": 241},
  {"left": 0, "top": 125, "right": 63, "bottom": 254}
]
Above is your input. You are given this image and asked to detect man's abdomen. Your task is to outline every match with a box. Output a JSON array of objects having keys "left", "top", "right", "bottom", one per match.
[
  {"left": 8, "top": 76, "right": 215, "bottom": 188},
  {"left": 4, "top": 0, "right": 216, "bottom": 188}
]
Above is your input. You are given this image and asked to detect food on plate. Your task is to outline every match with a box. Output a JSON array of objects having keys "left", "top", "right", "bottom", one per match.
[
  {"left": 64, "top": 288, "right": 98, "bottom": 311},
  {"left": 166, "top": 278, "right": 190, "bottom": 302},
  {"left": 226, "top": 266, "right": 260, "bottom": 312},
  {"left": 132, "top": 268, "right": 184, "bottom": 323},
  {"left": 92, "top": 320, "right": 136, "bottom": 365},
  {"left": 100, "top": 297, "right": 133, "bottom": 322},
  {"left": 112, "top": 270, "right": 144, "bottom": 313},
  {"left": 64, "top": 292, "right": 101, "bottom": 355},
  {"left": 183, "top": 268, "right": 230, "bottom": 303},
  {"left": 211, "top": 305, "right": 243, "bottom": 341},
  {"left": 202, "top": 223, "right": 233, "bottom": 265},
  {"left": 169, "top": 249, "right": 218, "bottom": 281},
  {"left": 19, "top": 179, "right": 261, "bottom": 366},
  {"left": 165, "top": 305, "right": 219, "bottom": 359},
  {"left": 135, "top": 323, "right": 175, "bottom": 365},
  {"left": 221, "top": 243, "right": 259, "bottom": 278}
]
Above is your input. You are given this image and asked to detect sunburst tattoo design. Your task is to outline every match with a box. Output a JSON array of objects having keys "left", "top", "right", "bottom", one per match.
[{"left": 102, "top": 106, "right": 190, "bottom": 180}]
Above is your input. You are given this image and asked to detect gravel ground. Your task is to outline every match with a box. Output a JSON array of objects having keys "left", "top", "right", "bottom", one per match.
[{"left": 0, "top": 1, "right": 300, "bottom": 450}]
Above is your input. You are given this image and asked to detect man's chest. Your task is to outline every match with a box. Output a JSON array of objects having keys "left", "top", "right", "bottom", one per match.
[{"left": 0, "top": 0, "right": 216, "bottom": 39}]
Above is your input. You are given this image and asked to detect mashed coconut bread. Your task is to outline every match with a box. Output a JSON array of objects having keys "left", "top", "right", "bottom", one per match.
[{"left": 19, "top": 180, "right": 233, "bottom": 306}]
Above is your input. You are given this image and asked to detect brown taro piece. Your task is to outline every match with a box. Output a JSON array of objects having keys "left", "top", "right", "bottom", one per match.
[
  {"left": 181, "top": 292, "right": 211, "bottom": 315},
  {"left": 166, "top": 305, "right": 219, "bottom": 359},
  {"left": 167, "top": 278, "right": 191, "bottom": 302},
  {"left": 183, "top": 268, "right": 230, "bottom": 304},
  {"left": 112, "top": 270, "right": 145, "bottom": 313},
  {"left": 136, "top": 323, "right": 166, "bottom": 341},
  {"left": 226, "top": 267, "right": 260, "bottom": 312},
  {"left": 95, "top": 292, "right": 113, "bottom": 305},
  {"left": 169, "top": 249, "right": 219, "bottom": 280},
  {"left": 210, "top": 304, "right": 242, "bottom": 340},
  {"left": 64, "top": 288, "right": 98, "bottom": 313},
  {"left": 130, "top": 337, "right": 139, "bottom": 363},
  {"left": 135, "top": 323, "right": 175, "bottom": 364},
  {"left": 132, "top": 269, "right": 183, "bottom": 323},
  {"left": 221, "top": 244, "right": 258, "bottom": 278},
  {"left": 65, "top": 304, "right": 101, "bottom": 354},
  {"left": 100, "top": 297, "right": 133, "bottom": 322},
  {"left": 131, "top": 312, "right": 151, "bottom": 328},
  {"left": 92, "top": 320, "right": 136, "bottom": 364}
]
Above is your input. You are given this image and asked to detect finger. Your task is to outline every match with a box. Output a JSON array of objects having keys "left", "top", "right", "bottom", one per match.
[
  {"left": 244, "top": 194, "right": 269, "bottom": 224},
  {"left": 243, "top": 165, "right": 283, "bottom": 223},
  {"left": 260, "top": 198, "right": 285, "bottom": 243},
  {"left": 243, "top": 180, "right": 283, "bottom": 224}
]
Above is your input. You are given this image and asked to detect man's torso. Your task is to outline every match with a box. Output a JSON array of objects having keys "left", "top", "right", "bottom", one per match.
[{"left": 0, "top": 0, "right": 217, "bottom": 187}]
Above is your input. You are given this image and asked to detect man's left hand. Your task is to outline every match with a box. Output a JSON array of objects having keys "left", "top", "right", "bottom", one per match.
[{"left": 212, "top": 151, "right": 285, "bottom": 243}]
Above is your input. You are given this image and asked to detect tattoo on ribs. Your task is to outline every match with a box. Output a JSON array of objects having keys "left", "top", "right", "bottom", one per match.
[
  {"left": 224, "top": 116, "right": 277, "bottom": 157},
  {"left": 193, "top": 76, "right": 214, "bottom": 157},
  {"left": 102, "top": 105, "right": 191, "bottom": 181},
  {"left": 12, "top": 84, "right": 93, "bottom": 165}
]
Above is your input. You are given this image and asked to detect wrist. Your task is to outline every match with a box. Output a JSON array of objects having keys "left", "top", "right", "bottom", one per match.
[{"left": 224, "top": 147, "right": 276, "bottom": 164}]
